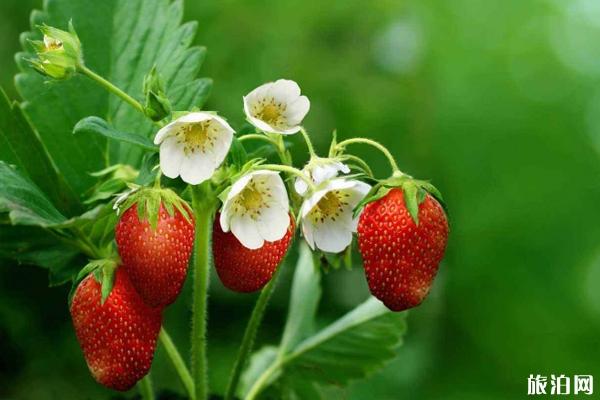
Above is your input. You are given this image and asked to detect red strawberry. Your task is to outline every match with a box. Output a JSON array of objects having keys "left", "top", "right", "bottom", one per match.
[
  {"left": 115, "top": 202, "right": 194, "bottom": 307},
  {"left": 212, "top": 213, "right": 294, "bottom": 292},
  {"left": 70, "top": 268, "right": 162, "bottom": 391},
  {"left": 358, "top": 188, "right": 448, "bottom": 311}
]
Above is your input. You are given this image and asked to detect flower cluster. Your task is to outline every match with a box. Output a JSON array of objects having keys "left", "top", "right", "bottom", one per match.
[{"left": 153, "top": 79, "right": 370, "bottom": 254}]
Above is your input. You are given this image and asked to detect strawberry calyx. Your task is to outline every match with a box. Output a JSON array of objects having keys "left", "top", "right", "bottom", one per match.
[
  {"left": 353, "top": 174, "right": 445, "bottom": 225},
  {"left": 68, "top": 258, "right": 120, "bottom": 306},
  {"left": 114, "top": 185, "right": 192, "bottom": 230}
]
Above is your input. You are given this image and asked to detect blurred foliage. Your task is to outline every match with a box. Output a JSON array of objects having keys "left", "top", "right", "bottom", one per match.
[{"left": 2, "top": 0, "right": 600, "bottom": 399}]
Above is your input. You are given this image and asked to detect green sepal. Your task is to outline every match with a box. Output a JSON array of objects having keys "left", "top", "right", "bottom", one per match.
[
  {"left": 403, "top": 183, "right": 419, "bottom": 225},
  {"left": 67, "top": 258, "right": 119, "bottom": 306},
  {"left": 143, "top": 65, "right": 172, "bottom": 122},
  {"left": 116, "top": 186, "right": 192, "bottom": 230},
  {"left": 352, "top": 174, "right": 446, "bottom": 225}
]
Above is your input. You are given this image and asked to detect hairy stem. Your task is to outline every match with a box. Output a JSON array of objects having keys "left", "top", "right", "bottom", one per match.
[
  {"left": 138, "top": 374, "right": 155, "bottom": 400},
  {"left": 336, "top": 137, "right": 402, "bottom": 176},
  {"left": 299, "top": 127, "right": 317, "bottom": 157},
  {"left": 224, "top": 265, "right": 284, "bottom": 400},
  {"left": 190, "top": 184, "right": 215, "bottom": 400},
  {"left": 159, "top": 328, "right": 195, "bottom": 399},
  {"left": 78, "top": 65, "right": 146, "bottom": 116}
]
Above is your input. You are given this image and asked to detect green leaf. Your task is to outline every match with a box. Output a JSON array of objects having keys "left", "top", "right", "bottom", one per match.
[
  {"left": 282, "top": 298, "right": 407, "bottom": 385},
  {"left": 0, "top": 224, "right": 82, "bottom": 286},
  {"left": 240, "top": 346, "right": 279, "bottom": 397},
  {"left": 74, "top": 116, "right": 158, "bottom": 151},
  {"left": 0, "top": 162, "right": 66, "bottom": 227},
  {"left": 243, "top": 297, "right": 408, "bottom": 397},
  {"left": 0, "top": 87, "right": 79, "bottom": 214},
  {"left": 15, "top": 0, "right": 212, "bottom": 196},
  {"left": 56, "top": 203, "right": 118, "bottom": 251},
  {"left": 279, "top": 244, "right": 322, "bottom": 354}
]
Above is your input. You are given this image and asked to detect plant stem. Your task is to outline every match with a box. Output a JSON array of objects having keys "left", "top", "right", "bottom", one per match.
[
  {"left": 138, "top": 374, "right": 155, "bottom": 400},
  {"left": 78, "top": 64, "right": 145, "bottom": 116},
  {"left": 159, "top": 327, "right": 195, "bottom": 399},
  {"left": 260, "top": 164, "right": 315, "bottom": 191},
  {"left": 190, "top": 184, "right": 215, "bottom": 400},
  {"left": 336, "top": 137, "right": 402, "bottom": 176},
  {"left": 238, "top": 133, "right": 278, "bottom": 147},
  {"left": 272, "top": 134, "right": 293, "bottom": 166},
  {"left": 244, "top": 361, "right": 281, "bottom": 400},
  {"left": 299, "top": 127, "right": 317, "bottom": 157},
  {"left": 224, "top": 265, "right": 284, "bottom": 400}
]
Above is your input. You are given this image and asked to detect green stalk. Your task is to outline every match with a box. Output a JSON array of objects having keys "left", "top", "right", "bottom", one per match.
[
  {"left": 336, "top": 137, "right": 402, "bottom": 176},
  {"left": 190, "top": 184, "right": 214, "bottom": 400},
  {"left": 138, "top": 374, "right": 155, "bottom": 400},
  {"left": 78, "top": 64, "right": 146, "bottom": 115},
  {"left": 224, "top": 265, "right": 284, "bottom": 400},
  {"left": 159, "top": 328, "right": 195, "bottom": 399}
]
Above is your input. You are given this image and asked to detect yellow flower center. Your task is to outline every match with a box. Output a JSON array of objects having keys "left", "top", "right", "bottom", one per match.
[
  {"left": 310, "top": 190, "right": 350, "bottom": 224},
  {"left": 253, "top": 98, "right": 287, "bottom": 128},
  {"left": 232, "top": 180, "right": 273, "bottom": 220},
  {"left": 176, "top": 121, "right": 217, "bottom": 155}
]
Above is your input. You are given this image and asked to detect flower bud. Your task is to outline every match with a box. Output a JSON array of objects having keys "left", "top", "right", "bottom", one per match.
[
  {"left": 143, "top": 66, "right": 171, "bottom": 121},
  {"left": 29, "top": 21, "right": 82, "bottom": 80}
]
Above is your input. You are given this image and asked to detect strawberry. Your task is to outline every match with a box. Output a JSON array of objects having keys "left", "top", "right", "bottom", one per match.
[
  {"left": 115, "top": 188, "right": 194, "bottom": 307},
  {"left": 357, "top": 187, "right": 448, "bottom": 311},
  {"left": 70, "top": 268, "right": 162, "bottom": 391},
  {"left": 212, "top": 213, "right": 294, "bottom": 292}
]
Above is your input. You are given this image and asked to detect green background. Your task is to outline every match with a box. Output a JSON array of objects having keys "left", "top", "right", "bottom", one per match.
[{"left": 1, "top": 0, "right": 600, "bottom": 399}]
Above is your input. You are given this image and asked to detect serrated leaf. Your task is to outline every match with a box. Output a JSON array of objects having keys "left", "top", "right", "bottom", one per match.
[
  {"left": 74, "top": 116, "right": 158, "bottom": 151},
  {"left": 0, "top": 161, "right": 66, "bottom": 227},
  {"left": 279, "top": 243, "right": 322, "bottom": 355},
  {"left": 0, "top": 88, "right": 79, "bottom": 214},
  {"left": 243, "top": 298, "right": 407, "bottom": 397},
  {"left": 282, "top": 298, "right": 407, "bottom": 385},
  {"left": 15, "top": 0, "right": 212, "bottom": 196}
]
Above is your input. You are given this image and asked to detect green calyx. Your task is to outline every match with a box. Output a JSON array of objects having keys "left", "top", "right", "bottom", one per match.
[
  {"left": 116, "top": 185, "right": 192, "bottom": 230},
  {"left": 29, "top": 21, "right": 83, "bottom": 80},
  {"left": 68, "top": 258, "right": 119, "bottom": 306},
  {"left": 353, "top": 175, "right": 445, "bottom": 225},
  {"left": 143, "top": 65, "right": 172, "bottom": 121}
]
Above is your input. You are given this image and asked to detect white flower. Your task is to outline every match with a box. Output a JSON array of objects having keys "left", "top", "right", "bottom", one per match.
[
  {"left": 294, "top": 158, "right": 350, "bottom": 195},
  {"left": 220, "top": 170, "right": 290, "bottom": 249},
  {"left": 243, "top": 79, "right": 310, "bottom": 134},
  {"left": 300, "top": 179, "right": 370, "bottom": 253},
  {"left": 154, "top": 112, "right": 234, "bottom": 185}
]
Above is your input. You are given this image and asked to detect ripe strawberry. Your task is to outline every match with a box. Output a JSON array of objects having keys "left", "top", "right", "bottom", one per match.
[
  {"left": 212, "top": 213, "right": 294, "bottom": 292},
  {"left": 70, "top": 268, "right": 162, "bottom": 391},
  {"left": 115, "top": 190, "right": 194, "bottom": 308},
  {"left": 357, "top": 188, "right": 448, "bottom": 311}
]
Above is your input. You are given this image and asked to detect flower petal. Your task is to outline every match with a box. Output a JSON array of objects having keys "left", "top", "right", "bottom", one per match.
[
  {"left": 231, "top": 214, "right": 264, "bottom": 249},
  {"left": 302, "top": 220, "right": 316, "bottom": 250},
  {"left": 179, "top": 153, "right": 217, "bottom": 185},
  {"left": 313, "top": 219, "right": 353, "bottom": 253},
  {"left": 159, "top": 136, "right": 185, "bottom": 178},
  {"left": 269, "top": 79, "right": 301, "bottom": 103},
  {"left": 285, "top": 96, "right": 310, "bottom": 126},
  {"left": 257, "top": 204, "right": 290, "bottom": 242}
]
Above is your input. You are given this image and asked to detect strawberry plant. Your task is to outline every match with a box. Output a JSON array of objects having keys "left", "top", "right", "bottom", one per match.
[{"left": 0, "top": 0, "right": 449, "bottom": 399}]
